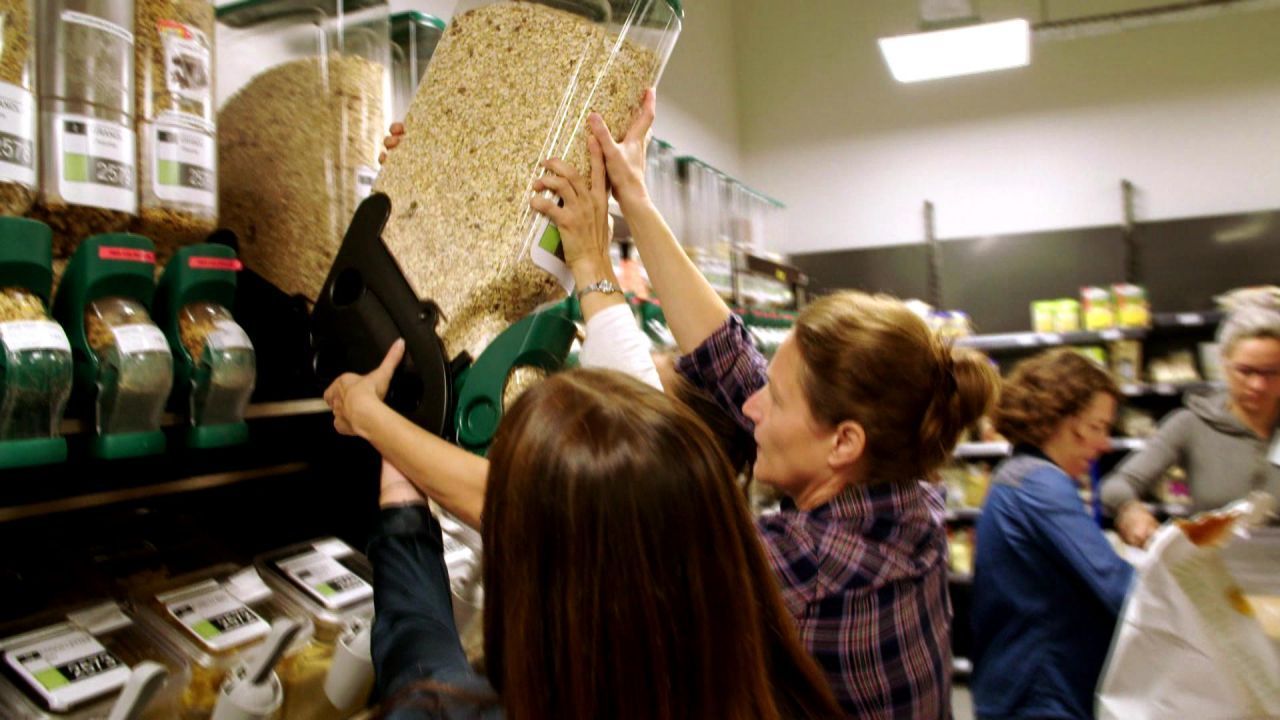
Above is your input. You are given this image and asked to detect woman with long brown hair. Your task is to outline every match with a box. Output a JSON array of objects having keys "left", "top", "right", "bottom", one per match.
[{"left": 368, "top": 369, "right": 841, "bottom": 719}]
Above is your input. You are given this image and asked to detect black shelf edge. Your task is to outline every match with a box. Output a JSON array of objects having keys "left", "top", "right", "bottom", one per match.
[
  {"left": 1120, "top": 381, "right": 1224, "bottom": 398},
  {"left": 954, "top": 327, "right": 1146, "bottom": 352},
  {"left": 1151, "top": 310, "right": 1225, "bottom": 329}
]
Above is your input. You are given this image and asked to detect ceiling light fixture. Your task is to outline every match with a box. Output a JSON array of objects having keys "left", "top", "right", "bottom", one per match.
[{"left": 878, "top": 18, "right": 1031, "bottom": 83}]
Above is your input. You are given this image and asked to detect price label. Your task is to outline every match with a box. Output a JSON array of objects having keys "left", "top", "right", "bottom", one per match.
[
  {"left": 3, "top": 626, "right": 131, "bottom": 712},
  {"left": 160, "top": 582, "right": 271, "bottom": 652},
  {"left": 1101, "top": 329, "right": 1124, "bottom": 341},
  {"left": 355, "top": 165, "right": 377, "bottom": 202},
  {"left": 111, "top": 325, "right": 171, "bottom": 356},
  {"left": 207, "top": 321, "right": 252, "bottom": 352},
  {"left": 0, "top": 321, "right": 71, "bottom": 354},
  {"left": 152, "top": 114, "right": 216, "bottom": 210},
  {"left": 1016, "top": 335, "right": 1039, "bottom": 347},
  {"left": 54, "top": 114, "right": 136, "bottom": 213},
  {"left": 1176, "top": 313, "right": 1202, "bottom": 326},
  {"left": 276, "top": 550, "right": 372, "bottom": 610},
  {"left": 0, "top": 82, "right": 36, "bottom": 186}
]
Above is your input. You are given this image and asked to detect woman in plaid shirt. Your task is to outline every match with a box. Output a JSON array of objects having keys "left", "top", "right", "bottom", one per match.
[{"left": 585, "top": 91, "right": 1000, "bottom": 718}]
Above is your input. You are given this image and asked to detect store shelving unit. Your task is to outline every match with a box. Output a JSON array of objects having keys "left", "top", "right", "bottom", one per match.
[
  {"left": 955, "top": 327, "right": 1147, "bottom": 352},
  {"left": 953, "top": 437, "right": 1147, "bottom": 459}
]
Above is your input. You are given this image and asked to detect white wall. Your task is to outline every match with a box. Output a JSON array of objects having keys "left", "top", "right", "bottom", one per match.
[
  {"left": 390, "top": 0, "right": 744, "bottom": 175},
  {"left": 732, "top": 0, "right": 1280, "bottom": 254}
]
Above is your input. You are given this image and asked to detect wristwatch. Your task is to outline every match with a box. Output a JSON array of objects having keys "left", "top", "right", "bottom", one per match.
[{"left": 575, "top": 279, "right": 622, "bottom": 301}]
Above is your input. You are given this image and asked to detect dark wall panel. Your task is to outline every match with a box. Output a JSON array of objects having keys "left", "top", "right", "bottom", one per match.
[
  {"left": 1135, "top": 211, "right": 1280, "bottom": 312},
  {"left": 791, "top": 243, "right": 930, "bottom": 299},
  {"left": 939, "top": 227, "right": 1127, "bottom": 334}
]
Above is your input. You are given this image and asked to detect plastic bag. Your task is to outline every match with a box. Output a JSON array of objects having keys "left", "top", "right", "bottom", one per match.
[{"left": 1097, "top": 494, "right": 1280, "bottom": 720}]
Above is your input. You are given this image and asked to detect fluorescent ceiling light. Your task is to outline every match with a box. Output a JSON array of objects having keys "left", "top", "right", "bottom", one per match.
[{"left": 878, "top": 18, "right": 1031, "bottom": 83}]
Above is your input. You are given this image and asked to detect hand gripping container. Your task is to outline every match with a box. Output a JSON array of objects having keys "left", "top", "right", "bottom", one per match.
[{"left": 372, "top": 0, "right": 682, "bottom": 361}]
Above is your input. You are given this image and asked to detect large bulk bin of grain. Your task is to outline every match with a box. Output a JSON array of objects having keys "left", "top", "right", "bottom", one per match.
[
  {"left": 374, "top": 0, "right": 682, "bottom": 361},
  {"left": 215, "top": 0, "right": 391, "bottom": 301}
]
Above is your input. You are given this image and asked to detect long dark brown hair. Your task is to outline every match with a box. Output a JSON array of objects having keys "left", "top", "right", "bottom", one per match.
[{"left": 481, "top": 369, "right": 840, "bottom": 720}]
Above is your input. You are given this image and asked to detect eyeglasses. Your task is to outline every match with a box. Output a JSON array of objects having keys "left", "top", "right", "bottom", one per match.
[{"left": 1227, "top": 363, "right": 1280, "bottom": 381}]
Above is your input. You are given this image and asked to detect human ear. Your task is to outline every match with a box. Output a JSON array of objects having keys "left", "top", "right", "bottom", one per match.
[{"left": 829, "top": 420, "right": 866, "bottom": 471}]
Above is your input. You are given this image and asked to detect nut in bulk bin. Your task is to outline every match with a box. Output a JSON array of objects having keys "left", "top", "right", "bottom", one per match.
[{"left": 373, "top": 0, "right": 683, "bottom": 361}]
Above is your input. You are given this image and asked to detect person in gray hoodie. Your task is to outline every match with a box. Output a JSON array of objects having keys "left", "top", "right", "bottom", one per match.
[{"left": 1102, "top": 301, "right": 1280, "bottom": 547}]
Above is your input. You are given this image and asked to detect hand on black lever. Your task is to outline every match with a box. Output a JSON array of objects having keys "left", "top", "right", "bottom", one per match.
[{"left": 324, "top": 339, "right": 405, "bottom": 438}]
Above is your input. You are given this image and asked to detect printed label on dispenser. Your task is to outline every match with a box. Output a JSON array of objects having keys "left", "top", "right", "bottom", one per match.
[
  {"left": 355, "top": 165, "right": 377, "bottom": 202},
  {"left": 152, "top": 114, "right": 216, "bottom": 209},
  {"left": 54, "top": 114, "right": 137, "bottom": 213},
  {"left": 159, "top": 21, "right": 212, "bottom": 105},
  {"left": 3, "top": 626, "right": 131, "bottom": 712},
  {"left": 161, "top": 585, "right": 271, "bottom": 652},
  {"left": 207, "top": 321, "right": 253, "bottom": 352},
  {"left": 0, "top": 321, "right": 72, "bottom": 354},
  {"left": 111, "top": 325, "right": 171, "bottom": 356},
  {"left": 277, "top": 550, "right": 373, "bottom": 610},
  {"left": 0, "top": 82, "right": 36, "bottom": 187}
]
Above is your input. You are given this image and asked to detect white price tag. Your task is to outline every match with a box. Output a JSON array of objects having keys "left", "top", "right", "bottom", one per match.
[
  {"left": 152, "top": 114, "right": 216, "bottom": 209},
  {"left": 276, "top": 550, "right": 373, "bottom": 610},
  {"left": 1041, "top": 333, "right": 1063, "bottom": 344},
  {"left": 3, "top": 626, "right": 131, "bottom": 712},
  {"left": 111, "top": 324, "right": 171, "bottom": 356},
  {"left": 1176, "top": 313, "right": 1202, "bottom": 326},
  {"left": 160, "top": 582, "right": 270, "bottom": 652},
  {"left": 1016, "top": 335, "right": 1038, "bottom": 347},
  {"left": 1101, "top": 329, "right": 1124, "bottom": 341},
  {"left": 0, "top": 321, "right": 71, "bottom": 353},
  {"left": 0, "top": 82, "right": 36, "bottom": 187},
  {"left": 207, "top": 321, "right": 252, "bottom": 352},
  {"left": 313, "top": 538, "right": 355, "bottom": 559},
  {"left": 53, "top": 113, "right": 137, "bottom": 214}
]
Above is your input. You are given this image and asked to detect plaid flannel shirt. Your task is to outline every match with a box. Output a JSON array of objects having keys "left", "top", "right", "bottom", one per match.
[{"left": 677, "top": 315, "right": 953, "bottom": 719}]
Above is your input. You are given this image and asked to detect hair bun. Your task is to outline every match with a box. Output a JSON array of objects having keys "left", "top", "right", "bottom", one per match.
[{"left": 1217, "top": 286, "right": 1280, "bottom": 313}]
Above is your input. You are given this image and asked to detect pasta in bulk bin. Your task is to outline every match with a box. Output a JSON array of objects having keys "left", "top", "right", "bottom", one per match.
[
  {"left": 0, "top": 0, "right": 37, "bottom": 216},
  {"left": 374, "top": 1, "right": 666, "bottom": 360},
  {"left": 134, "top": 0, "right": 219, "bottom": 259}
]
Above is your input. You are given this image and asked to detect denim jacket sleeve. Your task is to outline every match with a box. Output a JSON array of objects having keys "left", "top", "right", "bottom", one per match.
[{"left": 367, "top": 505, "right": 487, "bottom": 698}]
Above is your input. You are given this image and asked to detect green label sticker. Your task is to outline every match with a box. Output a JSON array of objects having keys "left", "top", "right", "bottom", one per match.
[
  {"left": 63, "top": 153, "right": 89, "bottom": 182},
  {"left": 35, "top": 668, "right": 69, "bottom": 691},
  {"left": 194, "top": 620, "right": 220, "bottom": 640},
  {"left": 317, "top": 583, "right": 337, "bottom": 598},
  {"left": 539, "top": 224, "right": 562, "bottom": 255},
  {"left": 158, "top": 158, "right": 180, "bottom": 186}
]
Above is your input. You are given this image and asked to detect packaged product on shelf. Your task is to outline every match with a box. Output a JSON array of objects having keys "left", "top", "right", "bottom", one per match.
[
  {"left": 1081, "top": 286, "right": 1116, "bottom": 330},
  {"left": 1075, "top": 345, "right": 1108, "bottom": 368},
  {"left": 1031, "top": 299, "right": 1056, "bottom": 333},
  {"left": 132, "top": 564, "right": 318, "bottom": 719},
  {"left": 0, "top": 0, "right": 37, "bottom": 216},
  {"left": 374, "top": 0, "right": 682, "bottom": 360},
  {"left": 0, "top": 218, "right": 73, "bottom": 469},
  {"left": 0, "top": 600, "right": 189, "bottom": 718},
  {"left": 51, "top": 233, "right": 173, "bottom": 460},
  {"left": 1148, "top": 350, "right": 1200, "bottom": 385},
  {"left": 134, "top": 0, "right": 218, "bottom": 258},
  {"left": 1053, "top": 298, "right": 1081, "bottom": 333},
  {"left": 1109, "top": 339, "right": 1143, "bottom": 385},
  {"left": 216, "top": 0, "right": 390, "bottom": 302},
  {"left": 1112, "top": 283, "right": 1151, "bottom": 328},
  {"left": 255, "top": 538, "right": 376, "bottom": 719},
  {"left": 32, "top": 1, "right": 137, "bottom": 255}
]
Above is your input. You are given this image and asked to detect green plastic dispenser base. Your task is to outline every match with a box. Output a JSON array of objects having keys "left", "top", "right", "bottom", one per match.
[
  {"left": 0, "top": 437, "right": 68, "bottom": 469},
  {"left": 92, "top": 431, "right": 166, "bottom": 460},
  {"left": 187, "top": 422, "right": 249, "bottom": 449}
]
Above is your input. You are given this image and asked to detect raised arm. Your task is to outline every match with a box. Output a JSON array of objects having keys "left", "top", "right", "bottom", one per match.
[
  {"left": 588, "top": 90, "right": 732, "bottom": 354},
  {"left": 1100, "top": 410, "right": 1194, "bottom": 547}
]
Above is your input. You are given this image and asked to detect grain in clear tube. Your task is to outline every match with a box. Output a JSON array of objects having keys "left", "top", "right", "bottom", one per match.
[
  {"left": 218, "top": 55, "right": 384, "bottom": 300},
  {"left": 0, "top": 0, "right": 35, "bottom": 215},
  {"left": 375, "top": 3, "right": 660, "bottom": 361},
  {"left": 133, "top": 0, "right": 217, "bottom": 258}
]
